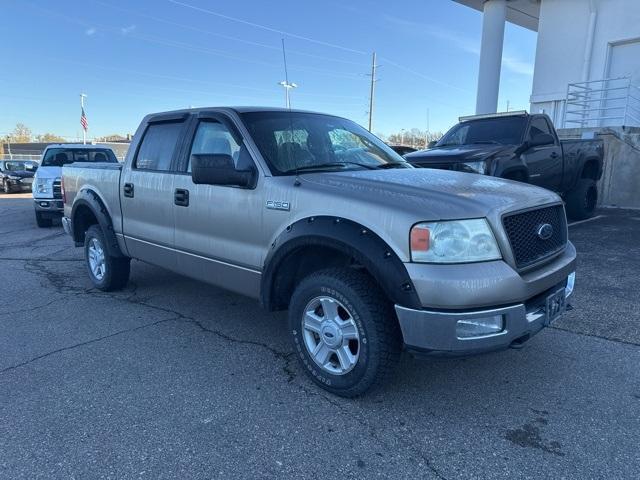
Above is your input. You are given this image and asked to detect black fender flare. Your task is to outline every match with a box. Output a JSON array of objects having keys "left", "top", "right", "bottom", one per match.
[
  {"left": 70, "top": 189, "right": 126, "bottom": 258},
  {"left": 261, "top": 216, "right": 421, "bottom": 311}
]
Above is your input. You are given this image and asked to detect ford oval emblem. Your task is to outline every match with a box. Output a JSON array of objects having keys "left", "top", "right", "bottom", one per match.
[{"left": 537, "top": 223, "right": 554, "bottom": 240}]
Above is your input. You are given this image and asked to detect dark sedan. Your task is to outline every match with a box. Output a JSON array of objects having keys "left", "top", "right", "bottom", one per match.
[{"left": 1, "top": 160, "right": 38, "bottom": 193}]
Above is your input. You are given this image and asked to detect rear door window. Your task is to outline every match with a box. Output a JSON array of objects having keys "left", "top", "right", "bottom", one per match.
[{"left": 135, "top": 122, "right": 184, "bottom": 171}]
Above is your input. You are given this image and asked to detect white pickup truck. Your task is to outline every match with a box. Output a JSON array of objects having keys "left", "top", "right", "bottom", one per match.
[
  {"left": 33, "top": 144, "right": 117, "bottom": 227},
  {"left": 61, "top": 107, "right": 576, "bottom": 396}
]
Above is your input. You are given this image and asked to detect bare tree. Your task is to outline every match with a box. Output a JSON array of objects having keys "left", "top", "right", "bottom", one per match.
[
  {"left": 387, "top": 129, "right": 443, "bottom": 149},
  {"left": 6, "top": 123, "right": 33, "bottom": 143},
  {"left": 35, "top": 133, "right": 66, "bottom": 142}
]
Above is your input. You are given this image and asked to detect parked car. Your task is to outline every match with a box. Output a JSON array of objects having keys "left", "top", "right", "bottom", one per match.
[
  {"left": 0, "top": 160, "right": 38, "bottom": 193},
  {"left": 404, "top": 111, "right": 604, "bottom": 219},
  {"left": 62, "top": 107, "right": 576, "bottom": 397},
  {"left": 388, "top": 145, "right": 417, "bottom": 156},
  {"left": 33, "top": 144, "right": 118, "bottom": 227}
]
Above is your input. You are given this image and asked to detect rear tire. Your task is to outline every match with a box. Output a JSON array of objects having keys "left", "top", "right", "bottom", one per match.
[
  {"left": 565, "top": 178, "right": 598, "bottom": 220},
  {"left": 35, "top": 211, "right": 53, "bottom": 228},
  {"left": 84, "top": 225, "right": 130, "bottom": 291},
  {"left": 288, "top": 268, "right": 401, "bottom": 397}
]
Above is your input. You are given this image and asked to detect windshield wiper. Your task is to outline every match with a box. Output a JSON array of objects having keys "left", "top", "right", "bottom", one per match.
[
  {"left": 377, "top": 162, "right": 410, "bottom": 169},
  {"left": 285, "top": 161, "right": 378, "bottom": 173},
  {"left": 470, "top": 140, "right": 500, "bottom": 145}
]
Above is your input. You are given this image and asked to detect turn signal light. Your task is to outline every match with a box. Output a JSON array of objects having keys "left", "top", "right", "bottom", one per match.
[{"left": 410, "top": 226, "right": 430, "bottom": 251}]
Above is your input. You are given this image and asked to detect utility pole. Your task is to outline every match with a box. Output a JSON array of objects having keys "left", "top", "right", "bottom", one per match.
[
  {"left": 367, "top": 52, "right": 377, "bottom": 132},
  {"left": 506, "top": 99, "right": 510, "bottom": 112}
]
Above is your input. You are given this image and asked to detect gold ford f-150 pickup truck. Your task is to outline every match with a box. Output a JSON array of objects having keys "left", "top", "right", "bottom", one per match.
[{"left": 62, "top": 107, "right": 576, "bottom": 397}]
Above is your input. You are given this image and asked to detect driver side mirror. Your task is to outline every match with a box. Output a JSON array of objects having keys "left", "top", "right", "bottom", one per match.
[
  {"left": 191, "top": 154, "right": 256, "bottom": 188},
  {"left": 427, "top": 140, "right": 438, "bottom": 149}
]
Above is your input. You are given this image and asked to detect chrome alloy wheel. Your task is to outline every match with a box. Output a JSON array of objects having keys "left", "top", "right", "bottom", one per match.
[
  {"left": 87, "top": 237, "right": 106, "bottom": 281},
  {"left": 302, "top": 296, "right": 360, "bottom": 375}
]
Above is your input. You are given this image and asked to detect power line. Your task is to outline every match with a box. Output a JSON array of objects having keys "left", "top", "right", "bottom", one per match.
[
  {"left": 93, "top": 0, "right": 369, "bottom": 67},
  {"left": 167, "top": 0, "right": 368, "bottom": 55}
]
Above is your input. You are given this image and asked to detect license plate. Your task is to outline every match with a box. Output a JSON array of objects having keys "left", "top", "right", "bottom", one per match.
[
  {"left": 545, "top": 288, "right": 566, "bottom": 325},
  {"left": 23, "top": 177, "right": 33, "bottom": 184}
]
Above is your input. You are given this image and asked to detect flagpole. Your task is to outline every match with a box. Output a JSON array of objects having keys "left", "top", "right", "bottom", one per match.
[{"left": 80, "top": 93, "right": 87, "bottom": 144}]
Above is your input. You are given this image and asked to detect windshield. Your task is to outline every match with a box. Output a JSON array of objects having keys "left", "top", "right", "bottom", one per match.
[
  {"left": 437, "top": 116, "right": 527, "bottom": 147},
  {"left": 240, "top": 111, "right": 410, "bottom": 175},
  {"left": 3, "top": 161, "right": 36, "bottom": 172},
  {"left": 41, "top": 148, "right": 118, "bottom": 167}
]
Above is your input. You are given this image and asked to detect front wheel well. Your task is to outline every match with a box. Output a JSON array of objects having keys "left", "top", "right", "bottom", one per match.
[{"left": 267, "top": 245, "right": 370, "bottom": 311}]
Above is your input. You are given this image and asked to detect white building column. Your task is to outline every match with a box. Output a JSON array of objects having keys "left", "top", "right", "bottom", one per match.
[{"left": 475, "top": 0, "right": 507, "bottom": 114}]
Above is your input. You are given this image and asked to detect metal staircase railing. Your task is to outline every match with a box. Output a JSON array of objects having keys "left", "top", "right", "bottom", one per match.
[{"left": 562, "top": 77, "right": 640, "bottom": 128}]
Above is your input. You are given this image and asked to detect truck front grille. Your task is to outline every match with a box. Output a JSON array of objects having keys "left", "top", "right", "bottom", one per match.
[
  {"left": 502, "top": 204, "right": 567, "bottom": 269},
  {"left": 53, "top": 180, "right": 62, "bottom": 199}
]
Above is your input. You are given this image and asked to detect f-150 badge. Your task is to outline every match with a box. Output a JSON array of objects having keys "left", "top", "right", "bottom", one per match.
[{"left": 266, "top": 200, "right": 290, "bottom": 211}]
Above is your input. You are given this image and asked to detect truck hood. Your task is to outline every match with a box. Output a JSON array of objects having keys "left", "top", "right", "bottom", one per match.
[
  {"left": 300, "top": 168, "right": 558, "bottom": 220},
  {"left": 34, "top": 166, "right": 61, "bottom": 181},
  {"left": 404, "top": 144, "right": 515, "bottom": 167}
]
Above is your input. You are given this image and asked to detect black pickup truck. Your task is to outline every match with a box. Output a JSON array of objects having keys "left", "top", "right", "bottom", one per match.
[{"left": 404, "top": 112, "right": 604, "bottom": 219}]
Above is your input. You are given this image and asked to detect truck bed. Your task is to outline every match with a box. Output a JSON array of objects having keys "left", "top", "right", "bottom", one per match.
[{"left": 62, "top": 162, "right": 123, "bottom": 232}]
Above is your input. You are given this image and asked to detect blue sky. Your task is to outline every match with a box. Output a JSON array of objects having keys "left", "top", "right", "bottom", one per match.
[{"left": 1, "top": 0, "right": 537, "bottom": 140}]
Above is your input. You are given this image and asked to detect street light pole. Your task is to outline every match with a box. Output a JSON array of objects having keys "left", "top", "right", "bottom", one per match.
[{"left": 278, "top": 81, "right": 297, "bottom": 108}]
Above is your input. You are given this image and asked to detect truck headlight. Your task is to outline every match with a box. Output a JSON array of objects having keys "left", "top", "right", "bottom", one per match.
[
  {"left": 35, "top": 178, "right": 53, "bottom": 194},
  {"left": 8, "top": 175, "right": 21, "bottom": 180},
  {"left": 459, "top": 161, "right": 487, "bottom": 174},
  {"left": 410, "top": 219, "right": 501, "bottom": 263}
]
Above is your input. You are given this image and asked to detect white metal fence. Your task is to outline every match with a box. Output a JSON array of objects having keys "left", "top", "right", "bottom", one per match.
[
  {"left": 562, "top": 76, "right": 640, "bottom": 128},
  {"left": 0, "top": 154, "right": 41, "bottom": 162}
]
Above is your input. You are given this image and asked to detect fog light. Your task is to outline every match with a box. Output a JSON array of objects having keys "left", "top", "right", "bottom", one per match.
[
  {"left": 565, "top": 272, "right": 575, "bottom": 298},
  {"left": 39, "top": 201, "right": 49, "bottom": 207},
  {"left": 456, "top": 315, "right": 504, "bottom": 339}
]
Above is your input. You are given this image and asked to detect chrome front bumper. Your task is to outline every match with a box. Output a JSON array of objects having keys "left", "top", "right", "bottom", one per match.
[
  {"left": 33, "top": 199, "right": 64, "bottom": 213},
  {"left": 396, "top": 273, "right": 575, "bottom": 356}
]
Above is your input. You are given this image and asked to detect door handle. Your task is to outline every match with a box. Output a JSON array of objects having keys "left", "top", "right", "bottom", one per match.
[
  {"left": 123, "top": 183, "right": 134, "bottom": 198},
  {"left": 550, "top": 152, "right": 559, "bottom": 159},
  {"left": 174, "top": 188, "right": 189, "bottom": 207}
]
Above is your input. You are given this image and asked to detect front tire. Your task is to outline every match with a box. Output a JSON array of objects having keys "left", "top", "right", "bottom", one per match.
[
  {"left": 566, "top": 178, "right": 598, "bottom": 220},
  {"left": 288, "top": 268, "right": 401, "bottom": 397},
  {"left": 84, "top": 225, "right": 130, "bottom": 291},
  {"left": 3, "top": 180, "right": 12, "bottom": 194}
]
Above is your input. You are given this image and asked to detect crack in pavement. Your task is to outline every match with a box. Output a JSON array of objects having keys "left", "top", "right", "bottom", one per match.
[
  {"left": 0, "top": 317, "right": 181, "bottom": 375},
  {"left": 549, "top": 325, "right": 640, "bottom": 347},
  {"left": 15, "top": 259, "right": 450, "bottom": 478},
  {"left": 0, "top": 297, "right": 68, "bottom": 319}
]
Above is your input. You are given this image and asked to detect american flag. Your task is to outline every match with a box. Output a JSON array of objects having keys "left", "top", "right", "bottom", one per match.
[{"left": 80, "top": 107, "right": 88, "bottom": 131}]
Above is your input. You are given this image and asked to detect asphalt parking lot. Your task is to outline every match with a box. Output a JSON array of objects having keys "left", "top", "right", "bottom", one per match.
[{"left": 0, "top": 193, "right": 638, "bottom": 479}]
